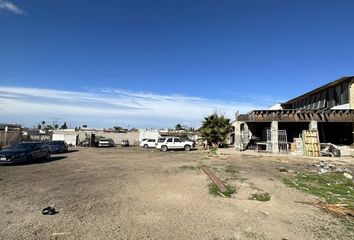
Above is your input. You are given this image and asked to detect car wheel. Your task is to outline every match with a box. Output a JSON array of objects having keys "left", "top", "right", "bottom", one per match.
[
  {"left": 144, "top": 144, "right": 148, "bottom": 149},
  {"left": 161, "top": 145, "right": 168, "bottom": 152},
  {"left": 184, "top": 145, "right": 191, "bottom": 151}
]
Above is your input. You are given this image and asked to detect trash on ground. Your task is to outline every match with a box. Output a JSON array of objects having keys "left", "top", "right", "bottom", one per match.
[
  {"left": 306, "top": 160, "right": 352, "bottom": 175},
  {"left": 320, "top": 143, "right": 341, "bottom": 157},
  {"left": 52, "top": 232, "right": 71, "bottom": 236},
  {"left": 42, "top": 206, "right": 58, "bottom": 215},
  {"left": 296, "top": 201, "right": 354, "bottom": 217},
  {"left": 343, "top": 172, "right": 353, "bottom": 180},
  {"left": 202, "top": 166, "right": 227, "bottom": 193}
]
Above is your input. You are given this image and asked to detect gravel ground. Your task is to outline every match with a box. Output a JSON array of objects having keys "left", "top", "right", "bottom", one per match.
[{"left": 0, "top": 147, "right": 353, "bottom": 240}]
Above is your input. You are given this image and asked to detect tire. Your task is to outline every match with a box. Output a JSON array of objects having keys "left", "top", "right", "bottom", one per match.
[
  {"left": 184, "top": 145, "right": 191, "bottom": 151},
  {"left": 143, "top": 144, "right": 148, "bottom": 149},
  {"left": 161, "top": 145, "right": 168, "bottom": 152}
]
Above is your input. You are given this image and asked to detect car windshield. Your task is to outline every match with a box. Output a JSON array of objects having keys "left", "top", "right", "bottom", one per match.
[{"left": 52, "top": 141, "right": 64, "bottom": 145}]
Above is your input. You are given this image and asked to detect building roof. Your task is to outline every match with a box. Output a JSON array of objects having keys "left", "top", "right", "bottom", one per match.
[
  {"left": 237, "top": 109, "right": 354, "bottom": 123},
  {"left": 0, "top": 123, "right": 22, "bottom": 130},
  {"left": 283, "top": 76, "right": 353, "bottom": 105}
]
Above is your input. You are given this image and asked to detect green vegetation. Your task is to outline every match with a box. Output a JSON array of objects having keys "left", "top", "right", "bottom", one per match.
[
  {"left": 200, "top": 113, "right": 232, "bottom": 148},
  {"left": 283, "top": 172, "right": 354, "bottom": 209},
  {"left": 175, "top": 123, "right": 184, "bottom": 131},
  {"left": 206, "top": 148, "right": 220, "bottom": 158},
  {"left": 225, "top": 165, "right": 239, "bottom": 174},
  {"left": 278, "top": 167, "right": 288, "bottom": 172},
  {"left": 249, "top": 192, "right": 271, "bottom": 201},
  {"left": 60, "top": 122, "right": 68, "bottom": 129},
  {"left": 113, "top": 126, "right": 123, "bottom": 131},
  {"left": 223, "top": 164, "right": 245, "bottom": 181},
  {"left": 179, "top": 165, "right": 199, "bottom": 170},
  {"left": 208, "top": 183, "right": 236, "bottom": 198},
  {"left": 340, "top": 218, "right": 354, "bottom": 233}
]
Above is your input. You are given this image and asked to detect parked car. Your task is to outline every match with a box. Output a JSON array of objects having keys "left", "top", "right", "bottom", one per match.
[
  {"left": 121, "top": 140, "right": 129, "bottom": 147},
  {"left": 140, "top": 139, "right": 156, "bottom": 148},
  {"left": 47, "top": 140, "right": 68, "bottom": 153},
  {"left": 0, "top": 142, "right": 51, "bottom": 164},
  {"left": 156, "top": 137, "right": 195, "bottom": 152},
  {"left": 98, "top": 138, "right": 115, "bottom": 147}
]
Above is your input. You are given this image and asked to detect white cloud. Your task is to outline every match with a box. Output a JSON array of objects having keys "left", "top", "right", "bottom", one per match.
[
  {"left": 0, "top": 86, "right": 269, "bottom": 128},
  {"left": 0, "top": 0, "right": 25, "bottom": 15}
]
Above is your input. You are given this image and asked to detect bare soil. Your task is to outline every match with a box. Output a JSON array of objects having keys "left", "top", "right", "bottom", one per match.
[{"left": 0, "top": 147, "right": 353, "bottom": 240}]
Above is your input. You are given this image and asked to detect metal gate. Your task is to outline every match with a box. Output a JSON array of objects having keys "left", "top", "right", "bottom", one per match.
[
  {"left": 266, "top": 129, "right": 288, "bottom": 154},
  {"left": 278, "top": 130, "right": 288, "bottom": 154}
]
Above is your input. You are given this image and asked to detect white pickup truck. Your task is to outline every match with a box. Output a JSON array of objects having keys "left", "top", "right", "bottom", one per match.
[{"left": 156, "top": 137, "right": 195, "bottom": 152}]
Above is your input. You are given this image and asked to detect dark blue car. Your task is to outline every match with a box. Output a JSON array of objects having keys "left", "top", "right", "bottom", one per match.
[
  {"left": 47, "top": 141, "right": 69, "bottom": 154},
  {"left": 0, "top": 142, "right": 51, "bottom": 165}
]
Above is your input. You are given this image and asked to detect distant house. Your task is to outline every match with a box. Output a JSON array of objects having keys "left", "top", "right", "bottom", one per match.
[
  {"left": 0, "top": 123, "right": 22, "bottom": 149},
  {"left": 0, "top": 123, "right": 22, "bottom": 131},
  {"left": 234, "top": 76, "right": 354, "bottom": 152}
]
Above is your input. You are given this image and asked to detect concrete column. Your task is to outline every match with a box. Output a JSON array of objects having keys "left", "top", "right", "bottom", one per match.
[
  {"left": 309, "top": 121, "right": 318, "bottom": 131},
  {"left": 233, "top": 121, "right": 242, "bottom": 151},
  {"left": 271, "top": 121, "right": 279, "bottom": 153},
  {"left": 242, "top": 122, "right": 250, "bottom": 149},
  {"left": 349, "top": 81, "right": 354, "bottom": 109}
]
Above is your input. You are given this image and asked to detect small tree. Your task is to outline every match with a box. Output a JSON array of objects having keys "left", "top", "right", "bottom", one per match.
[
  {"left": 113, "top": 126, "right": 123, "bottom": 131},
  {"left": 200, "top": 113, "right": 232, "bottom": 148},
  {"left": 175, "top": 124, "right": 183, "bottom": 131},
  {"left": 54, "top": 124, "right": 59, "bottom": 129},
  {"left": 46, "top": 125, "right": 54, "bottom": 130},
  {"left": 60, "top": 122, "right": 68, "bottom": 129},
  {"left": 37, "top": 124, "right": 42, "bottom": 130}
]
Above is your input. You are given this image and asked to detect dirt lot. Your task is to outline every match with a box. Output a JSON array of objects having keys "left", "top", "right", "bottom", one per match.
[{"left": 0, "top": 147, "right": 353, "bottom": 240}]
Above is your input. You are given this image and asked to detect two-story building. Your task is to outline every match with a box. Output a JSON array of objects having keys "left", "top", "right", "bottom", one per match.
[{"left": 234, "top": 76, "right": 354, "bottom": 153}]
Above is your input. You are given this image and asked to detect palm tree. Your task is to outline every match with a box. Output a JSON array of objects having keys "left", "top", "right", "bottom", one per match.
[{"left": 200, "top": 113, "right": 232, "bottom": 148}]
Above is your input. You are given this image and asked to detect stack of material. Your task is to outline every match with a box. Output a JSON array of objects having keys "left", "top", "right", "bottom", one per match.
[
  {"left": 302, "top": 130, "right": 320, "bottom": 157},
  {"left": 336, "top": 145, "right": 354, "bottom": 157},
  {"left": 293, "top": 138, "right": 303, "bottom": 156}
]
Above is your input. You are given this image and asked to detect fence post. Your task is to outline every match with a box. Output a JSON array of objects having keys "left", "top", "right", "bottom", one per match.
[{"left": 4, "top": 126, "right": 8, "bottom": 146}]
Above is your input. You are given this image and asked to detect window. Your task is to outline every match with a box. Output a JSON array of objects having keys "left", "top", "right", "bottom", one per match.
[
  {"left": 167, "top": 138, "right": 173, "bottom": 143},
  {"left": 148, "top": 139, "right": 155, "bottom": 142},
  {"left": 157, "top": 138, "right": 166, "bottom": 143},
  {"left": 174, "top": 138, "right": 181, "bottom": 143}
]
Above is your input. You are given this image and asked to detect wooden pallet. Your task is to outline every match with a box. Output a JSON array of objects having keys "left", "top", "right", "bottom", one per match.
[{"left": 302, "top": 130, "right": 321, "bottom": 157}]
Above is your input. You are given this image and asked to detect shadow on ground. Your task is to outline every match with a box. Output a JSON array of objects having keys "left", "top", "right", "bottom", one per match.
[
  {"left": 66, "top": 149, "right": 79, "bottom": 153},
  {"left": 25, "top": 156, "right": 67, "bottom": 165}
]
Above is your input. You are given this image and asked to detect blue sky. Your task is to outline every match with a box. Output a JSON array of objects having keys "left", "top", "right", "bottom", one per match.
[{"left": 1, "top": 0, "right": 354, "bottom": 128}]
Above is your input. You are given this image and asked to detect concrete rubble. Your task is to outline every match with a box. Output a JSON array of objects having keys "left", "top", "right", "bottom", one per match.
[{"left": 307, "top": 160, "right": 353, "bottom": 176}]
